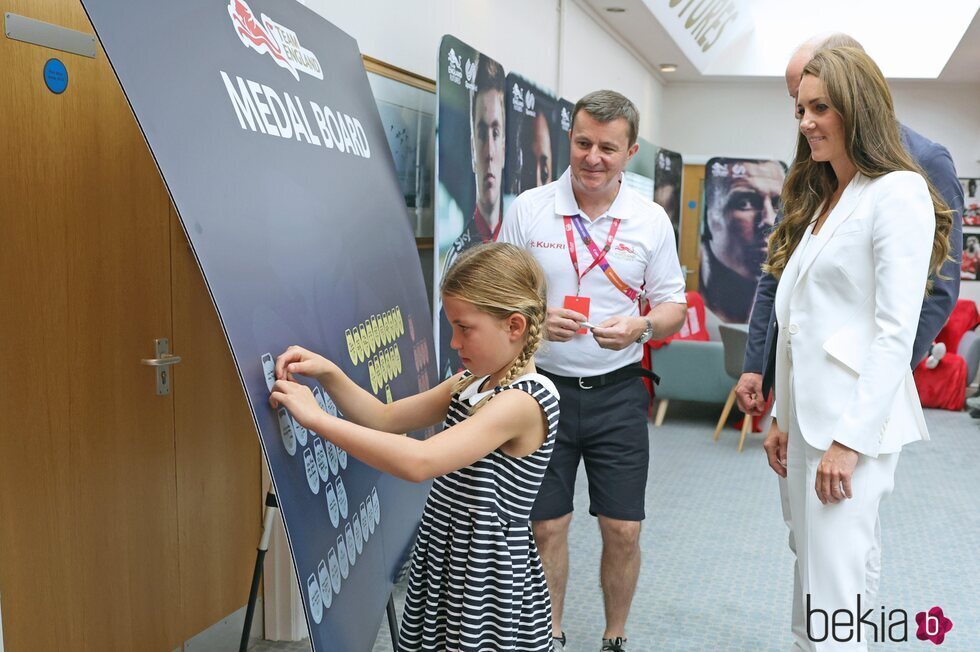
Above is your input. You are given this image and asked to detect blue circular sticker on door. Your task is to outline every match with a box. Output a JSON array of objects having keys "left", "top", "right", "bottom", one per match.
[{"left": 43, "top": 59, "right": 68, "bottom": 94}]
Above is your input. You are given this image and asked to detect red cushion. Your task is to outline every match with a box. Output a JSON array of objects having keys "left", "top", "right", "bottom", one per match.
[
  {"left": 914, "top": 354, "right": 967, "bottom": 411},
  {"left": 648, "top": 291, "right": 710, "bottom": 349},
  {"left": 935, "top": 300, "right": 980, "bottom": 354}
]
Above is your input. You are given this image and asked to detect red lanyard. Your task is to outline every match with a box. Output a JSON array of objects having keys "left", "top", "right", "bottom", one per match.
[{"left": 563, "top": 215, "right": 639, "bottom": 300}]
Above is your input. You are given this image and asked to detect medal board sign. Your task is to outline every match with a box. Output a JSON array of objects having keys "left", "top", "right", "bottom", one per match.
[{"left": 80, "top": 1, "right": 436, "bottom": 649}]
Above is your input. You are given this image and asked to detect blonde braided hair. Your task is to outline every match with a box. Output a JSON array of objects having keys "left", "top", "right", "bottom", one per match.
[{"left": 441, "top": 243, "right": 548, "bottom": 412}]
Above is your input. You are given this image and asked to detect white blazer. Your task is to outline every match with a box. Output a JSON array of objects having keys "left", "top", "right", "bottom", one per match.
[{"left": 774, "top": 171, "right": 936, "bottom": 457}]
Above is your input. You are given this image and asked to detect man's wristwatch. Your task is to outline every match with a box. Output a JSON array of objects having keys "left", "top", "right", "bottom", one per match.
[{"left": 636, "top": 317, "right": 654, "bottom": 344}]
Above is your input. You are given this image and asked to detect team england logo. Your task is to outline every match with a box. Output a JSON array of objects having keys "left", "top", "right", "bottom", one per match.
[{"left": 228, "top": 0, "right": 323, "bottom": 81}]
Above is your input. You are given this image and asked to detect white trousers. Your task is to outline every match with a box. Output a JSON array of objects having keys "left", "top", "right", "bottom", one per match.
[{"left": 783, "top": 406, "right": 899, "bottom": 651}]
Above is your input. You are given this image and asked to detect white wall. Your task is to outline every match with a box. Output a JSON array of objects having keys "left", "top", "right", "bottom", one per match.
[
  {"left": 661, "top": 80, "right": 980, "bottom": 177},
  {"left": 298, "top": 0, "right": 667, "bottom": 144},
  {"left": 562, "top": 2, "right": 666, "bottom": 145},
  {"left": 661, "top": 80, "right": 799, "bottom": 164},
  {"left": 890, "top": 82, "right": 980, "bottom": 178}
]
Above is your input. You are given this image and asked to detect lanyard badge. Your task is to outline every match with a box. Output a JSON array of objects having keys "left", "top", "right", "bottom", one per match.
[{"left": 563, "top": 215, "right": 639, "bottom": 301}]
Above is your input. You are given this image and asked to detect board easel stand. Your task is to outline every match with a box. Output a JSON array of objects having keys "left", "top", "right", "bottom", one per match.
[{"left": 239, "top": 490, "right": 400, "bottom": 651}]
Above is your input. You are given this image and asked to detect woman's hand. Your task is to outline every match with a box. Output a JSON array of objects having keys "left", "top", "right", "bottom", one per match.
[
  {"left": 275, "top": 345, "right": 335, "bottom": 383},
  {"left": 269, "top": 379, "right": 328, "bottom": 431},
  {"left": 816, "top": 441, "right": 859, "bottom": 504}
]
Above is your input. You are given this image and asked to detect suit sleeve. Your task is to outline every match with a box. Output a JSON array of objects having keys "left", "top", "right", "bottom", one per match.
[
  {"left": 832, "top": 172, "right": 935, "bottom": 456},
  {"left": 910, "top": 145, "right": 963, "bottom": 366},
  {"left": 743, "top": 271, "right": 776, "bottom": 374}
]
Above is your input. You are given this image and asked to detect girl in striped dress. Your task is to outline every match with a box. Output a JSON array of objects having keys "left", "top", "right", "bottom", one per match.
[{"left": 271, "top": 243, "right": 559, "bottom": 651}]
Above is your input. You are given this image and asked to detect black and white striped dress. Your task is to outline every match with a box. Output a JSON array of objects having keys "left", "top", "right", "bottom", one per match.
[{"left": 398, "top": 373, "right": 560, "bottom": 652}]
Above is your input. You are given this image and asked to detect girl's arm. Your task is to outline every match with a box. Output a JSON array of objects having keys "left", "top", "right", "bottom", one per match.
[
  {"left": 275, "top": 345, "right": 456, "bottom": 433},
  {"left": 270, "top": 380, "right": 547, "bottom": 483}
]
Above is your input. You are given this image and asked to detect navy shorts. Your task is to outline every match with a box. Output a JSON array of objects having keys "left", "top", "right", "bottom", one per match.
[{"left": 531, "top": 372, "right": 650, "bottom": 522}]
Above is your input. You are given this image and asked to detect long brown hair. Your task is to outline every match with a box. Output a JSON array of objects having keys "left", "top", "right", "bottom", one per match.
[
  {"left": 765, "top": 47, "right": 951, "bottom": 287},
  {"left": 440, "top": 243, "right": 547, "bottom": 411}
]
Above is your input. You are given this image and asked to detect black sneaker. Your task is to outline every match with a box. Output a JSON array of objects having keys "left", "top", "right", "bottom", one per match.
[
  {"left": 552, "top": 631, "right": 567, "bottom": 651},
  {"left": 600, "top": 637, "right": 628, "bottom": 651}
]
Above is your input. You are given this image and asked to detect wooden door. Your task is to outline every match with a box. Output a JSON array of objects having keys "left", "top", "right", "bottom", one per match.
[
  {"left": 170, "top": 208, "right": 261, "bottom": 639},
  {"left": 681, "top": 163, "right": 707, "bottom": 291},
  {"left": 0, "top": 1, "right": 180, "bottom": 649},
  {"left": 0, "top": 2, "right": 261, "bottom": 649}
]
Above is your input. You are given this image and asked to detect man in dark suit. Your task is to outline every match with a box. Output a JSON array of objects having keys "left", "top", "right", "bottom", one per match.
[{"left": 734, "top": 33, "right": 964, "bottom": 650}]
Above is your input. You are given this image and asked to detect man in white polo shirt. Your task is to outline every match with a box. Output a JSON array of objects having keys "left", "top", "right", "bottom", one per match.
[{"left": 499, "top": 90, "right": 686, "bottom": 652}]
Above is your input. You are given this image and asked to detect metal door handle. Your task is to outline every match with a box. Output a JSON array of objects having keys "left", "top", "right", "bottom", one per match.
[
  {"left": 143, "top": 338, "right": 179, "bottom": 395},
  {"left": 141, "top": 353, "right": 182, "bottom": 367}
]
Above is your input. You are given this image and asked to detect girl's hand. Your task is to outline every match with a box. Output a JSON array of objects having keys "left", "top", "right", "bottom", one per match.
[
  {"left": 269, "top": 379, "right": 327, "bottom": 431},
  {"left": 275, "top": 345, "right": 335, "bottom": 382}
]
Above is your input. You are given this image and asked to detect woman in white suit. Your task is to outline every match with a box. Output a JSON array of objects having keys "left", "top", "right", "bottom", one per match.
[{"left": 764, "top": 47, "right": 952, "bottom": 650}]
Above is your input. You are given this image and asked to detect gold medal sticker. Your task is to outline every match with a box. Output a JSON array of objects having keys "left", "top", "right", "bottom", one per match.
[
  {"left": 351, "top": 328, "right": 363, "bottom": 365},
  {"left": 362, "top": 319, "right": 372, "bottom": 356},
  {"left": 368, "top": 358, "right": 378, "bottom": 394},
  {"left": 345, "top": 329, "right": 356, "bottom": 365},
  {"left": 358, "top": 323, "right": 370, "bottom": 357}
]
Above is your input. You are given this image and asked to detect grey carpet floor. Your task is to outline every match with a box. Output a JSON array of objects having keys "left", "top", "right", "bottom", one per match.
[{"left": 250, "top": 402, "right": 979, "bottom": 651}]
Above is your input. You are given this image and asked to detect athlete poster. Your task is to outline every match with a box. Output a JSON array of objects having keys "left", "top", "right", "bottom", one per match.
[
  {"left": 700, "top": 157, "right": 786, "bottom": 323},
  {"left": 554, "top": 98, "right": 574, "bottom": 177},
  {"left": 625, "top": 140, "right": 683, "bottom": 248},
  {"left": 961, "top": 177, "right": 979, "bottom": 227},
  {"left": 503, "top": 73, "right": 559, "bottom": 212},
  {"left": 81, "top": 1, "right": 435, "bottom": 649},
  {"left": 435, "top": 36, "right": 506, "bottom": 379},
  {"left": 962, "top": 231, "right": 980, "bottom": 280},
  {"left": 655, "top": 148, "right": 683, "bottom": 247}
]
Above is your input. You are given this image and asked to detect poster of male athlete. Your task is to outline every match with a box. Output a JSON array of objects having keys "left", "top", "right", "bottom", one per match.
[
  {"left": 961, "top": 177, "right": 980, "bottom": 226},
  {"left": 503, "top": 73, "right": 559, "bottom": 214},
  {"left": 655, "top": 148, "right": 683, "bottom": 247},
  {"left": 82, "top": 1, "right": 435, "bottom": 649},
  {"left": 700, "top": 158, "right": 786, "bottom": 323},
  {"left": 554, "top": 98, "right": 575, "bottom": 176},
  {"left": 435, "top": 36, "right": 506, "bottom": 378}
]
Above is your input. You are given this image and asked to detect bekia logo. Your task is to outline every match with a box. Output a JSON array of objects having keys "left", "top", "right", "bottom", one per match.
[
  {"left": 524, "top": 89, "right": 536, "bottom": 115},
  {"left": 511, "top": 83, "right": 524, "bottom": 112},
  {"left": 916, "top": 607, "right": 953, "bottom": 645},
  {"left": 447, "top": 48, "right": 463, "bottom": 84},
  {"left": 807, "top": 595, "right": 954, "bottom": 646},
  {"left": 464, "top": 58, "right": 477, "bottom": 90},
  {"left": 228, "top": 0, "right": 322, "bottom": 81}
]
